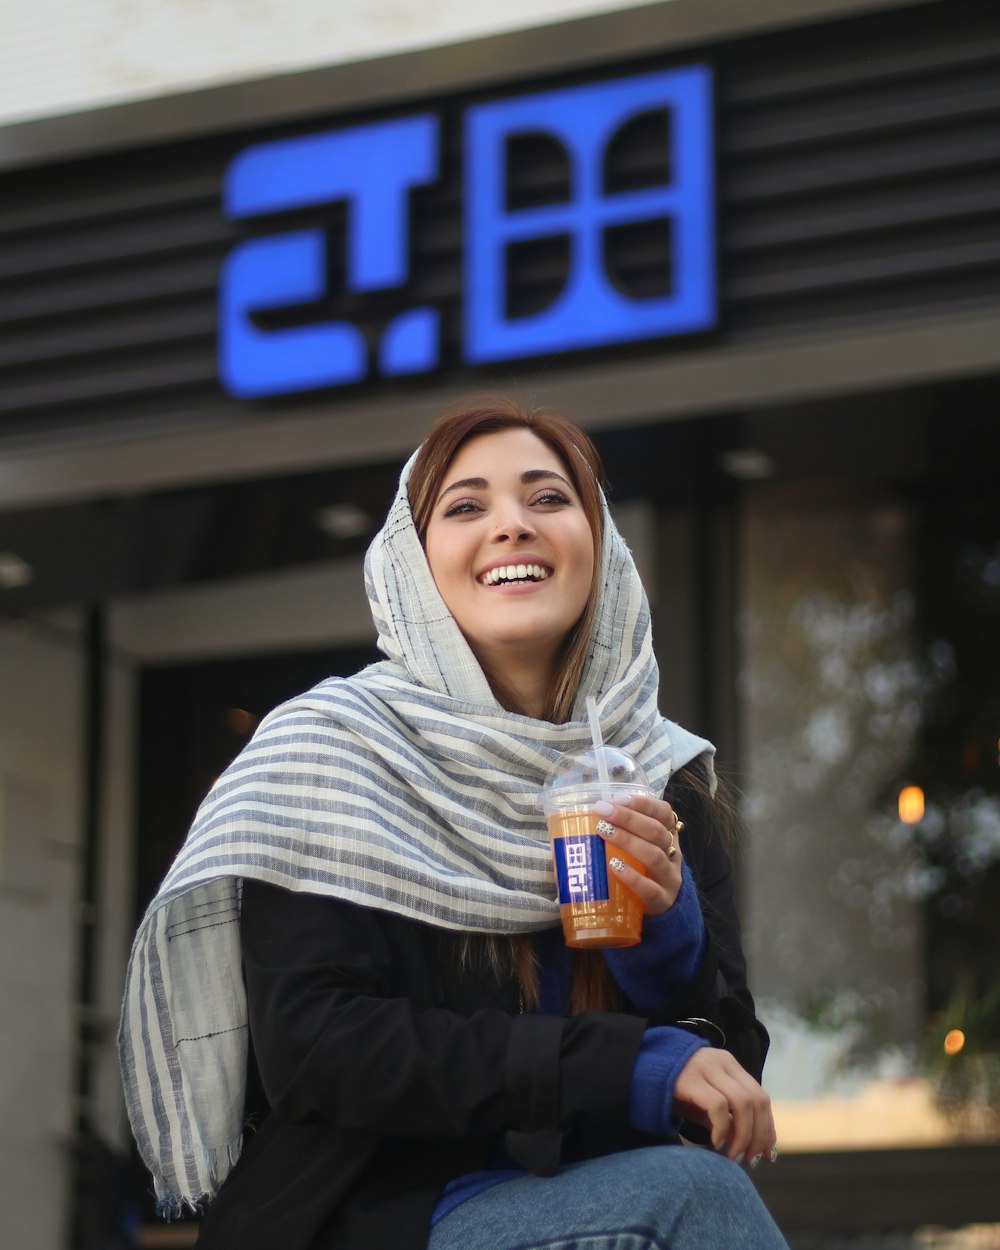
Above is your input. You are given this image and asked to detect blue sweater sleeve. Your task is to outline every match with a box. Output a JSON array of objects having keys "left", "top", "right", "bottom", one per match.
[
  {"left": 629, "top": 1026, "right": 709, "bottom": 1138},
  {"left": 601, "top": 864, "right": 707, "bottom": 1014}
]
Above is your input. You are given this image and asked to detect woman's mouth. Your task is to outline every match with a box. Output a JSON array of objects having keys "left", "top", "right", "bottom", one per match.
[{"left": 479, "top": 563, "right": 552, "bottom": 586}]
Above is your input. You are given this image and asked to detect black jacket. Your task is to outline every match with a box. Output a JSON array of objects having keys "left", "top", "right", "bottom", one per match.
[{"left": 195, "top": 785, "right": 766, "bottom": 1250}]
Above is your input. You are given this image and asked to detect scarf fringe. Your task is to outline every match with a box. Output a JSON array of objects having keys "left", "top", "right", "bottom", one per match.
[{"left": 152, "top": 1133, "right": 243, "bottom": 1221}]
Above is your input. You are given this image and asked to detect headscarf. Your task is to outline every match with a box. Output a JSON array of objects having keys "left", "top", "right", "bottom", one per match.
[{"left": 118, "top": 449, "right": 715, "bottom": 1214}]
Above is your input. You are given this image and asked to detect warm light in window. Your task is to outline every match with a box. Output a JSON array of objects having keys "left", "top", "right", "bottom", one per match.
[
  {"left": 898, "top": 785, "right": 925, "bottom": 824},
  {"left": 943, "top": 1029, "right": 966, "bottom": 1056}
]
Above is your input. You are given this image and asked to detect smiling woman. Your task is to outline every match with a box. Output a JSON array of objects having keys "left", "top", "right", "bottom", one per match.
[{"left": 119, "top": 392, "right": 788, "bottom": 1250}]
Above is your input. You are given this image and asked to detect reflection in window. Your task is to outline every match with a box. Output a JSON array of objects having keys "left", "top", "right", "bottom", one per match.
[{"left": 740, "top": 477, "right": 1000, "bottom": 1150}]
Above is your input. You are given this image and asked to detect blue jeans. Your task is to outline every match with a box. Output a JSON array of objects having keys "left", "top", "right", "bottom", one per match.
[{"left": 427, "top": 1146, "right": 789, "bottom": 1250}]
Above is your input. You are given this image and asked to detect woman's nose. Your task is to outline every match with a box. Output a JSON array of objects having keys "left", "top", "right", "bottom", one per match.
[{"left": 492, "top": 503, "right": 535, "bottom": 542}]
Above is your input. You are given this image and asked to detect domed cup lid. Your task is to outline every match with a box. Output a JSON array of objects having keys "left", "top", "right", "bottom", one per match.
[{"left": 538, "top": 746, "right": 654, "bottom": 812}]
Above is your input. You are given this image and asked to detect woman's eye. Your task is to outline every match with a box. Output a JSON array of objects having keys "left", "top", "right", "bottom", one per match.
[
  {"left": 532, "top": 490, "right": 572, "bottom": 507},
  {"left": 442, "top": 499, "right": 482, "bottom": 517}
]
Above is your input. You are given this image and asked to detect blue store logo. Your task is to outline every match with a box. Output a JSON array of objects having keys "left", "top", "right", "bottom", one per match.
[{"left": 219, "top": 65, "right": 715, "bottom": 399}]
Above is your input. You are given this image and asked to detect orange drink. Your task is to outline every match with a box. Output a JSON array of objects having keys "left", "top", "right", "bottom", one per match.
[
  {"left": 547, "top": 806, "right": 645, "bottom": 947},
  {"left": 539, "top": 744, "right": 655, "bottom": 949}
]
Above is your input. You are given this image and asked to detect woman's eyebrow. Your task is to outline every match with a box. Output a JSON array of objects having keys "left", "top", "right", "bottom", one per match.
[
  {"left": 521, "top": 469, "right": 571, "bottom": 488},
  {"left": 439, "top": 476, "right": 488, "bottom": 498},
  {"left": 439, "top": 469, "right": 571, "bottom": 499}
]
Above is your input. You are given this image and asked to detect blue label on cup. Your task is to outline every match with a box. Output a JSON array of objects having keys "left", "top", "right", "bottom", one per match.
[{"left": 553, "top": 834, "right": 609, "bottom": 904}]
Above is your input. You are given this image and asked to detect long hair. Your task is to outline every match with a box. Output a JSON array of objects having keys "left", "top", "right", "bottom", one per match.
[{"left": 407, "top": 393, "right": 606, "bottom": 726}]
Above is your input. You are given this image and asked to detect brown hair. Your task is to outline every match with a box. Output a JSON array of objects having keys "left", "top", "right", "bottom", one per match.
[{"left": 407, "top": 393, "right": 607, "bottom": 726}]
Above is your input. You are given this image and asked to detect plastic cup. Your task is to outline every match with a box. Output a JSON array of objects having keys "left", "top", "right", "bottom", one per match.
[{"left": 539, "top": 745, "right": 653, "bottom": 948}]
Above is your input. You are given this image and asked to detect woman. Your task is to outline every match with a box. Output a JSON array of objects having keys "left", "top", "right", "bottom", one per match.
[{"left": 119, "top": 395, "right": 788, "bottom": 1250}]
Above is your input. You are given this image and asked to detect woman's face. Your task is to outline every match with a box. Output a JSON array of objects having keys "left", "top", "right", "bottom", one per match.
[{"left": 424, "top": 428, "right": 596, "bottom": 686}]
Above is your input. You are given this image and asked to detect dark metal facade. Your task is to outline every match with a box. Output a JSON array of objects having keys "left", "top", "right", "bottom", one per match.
[{"left": 1, "top": 0, "right": 999, "bottom": 445}]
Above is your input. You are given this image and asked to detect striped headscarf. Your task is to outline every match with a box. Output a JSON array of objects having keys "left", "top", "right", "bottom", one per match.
[{"left": 118, "top": 450, "right": 714, "bottom": 1215}]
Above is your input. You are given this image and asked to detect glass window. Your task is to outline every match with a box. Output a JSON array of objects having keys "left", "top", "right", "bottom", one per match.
[{"left": 739, "top": 424, "right": 1000, "bottom": 1153}]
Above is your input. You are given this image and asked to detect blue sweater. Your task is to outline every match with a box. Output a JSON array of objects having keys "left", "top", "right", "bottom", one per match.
[{"left": 431, "top": 867, "right": 709, "bottom": 1226}]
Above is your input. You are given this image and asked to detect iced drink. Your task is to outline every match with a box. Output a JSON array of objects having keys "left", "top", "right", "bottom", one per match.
[{"left": 539, "top": 746, "right": 653, "bottom": 948}]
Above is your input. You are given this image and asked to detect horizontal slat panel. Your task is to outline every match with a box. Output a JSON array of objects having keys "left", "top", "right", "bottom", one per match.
[
  {"left": 0, "top": 258, "right": 220, "bottom": 325},
  {"left": 0, "top": 356, "right": 217, "bottom": 412},
  {"left": 0, "top": 212, "right": 229, "bottom": 282},
  {"left": 727, "top": 181, "right": 1000, "bottom": 251},
  {"left": 723, "top": 129, "right": 1000, "bottom": 203},
  {"left": 0, "top": 174, "right": 220, "bottom": 238},
  {"left": 728, "top": 237, "right": 1000, "bottom": 303},
  {"left": 0, "top": 306, "right": 216, "bottom": 369},
  {"left": 727, "top": 79, "right": 1000, "bottom": 154},
  {"left": 728, "top": 31, "right": 1000, "bottom": 102}
]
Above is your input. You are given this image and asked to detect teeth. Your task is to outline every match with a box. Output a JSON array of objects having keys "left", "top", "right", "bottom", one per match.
[{"left": 481, "top": 563, "right": 551, "bottom": 585}]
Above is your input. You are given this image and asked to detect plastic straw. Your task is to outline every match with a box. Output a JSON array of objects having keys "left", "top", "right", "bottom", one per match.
[{"left": 585, "top": 695, "right": 611, "bottom": 791}]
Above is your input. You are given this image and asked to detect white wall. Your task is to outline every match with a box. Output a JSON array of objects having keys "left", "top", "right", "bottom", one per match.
[
  {"left": 0, "top": 0, "right": 663, "bottom": 126},
  {"left": 0, "top": 613, "right": 135, "bottom": 1249}
]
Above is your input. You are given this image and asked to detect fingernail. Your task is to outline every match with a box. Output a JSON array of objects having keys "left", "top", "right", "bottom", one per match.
[
  {"left": 609, "top": 856, "right": 626, "bottom": 873},
  {"left": 749, "top": 1154, "right": 762, "bottom": 1170},
  {"left": 715, "top": 1141, "right": 728, "bottom": 1154},
  {"left": 733, "top": 1153, "right": 745, "bottom": 1166},
  {"left": 595, "top": 800, "right": 614, "bottom": 817},
  {"left": 596, "top": 820, "right": 615, "bottom": 838},
  {"left": 769, "top": 1146, "right": 779, "bottom": 1164}
]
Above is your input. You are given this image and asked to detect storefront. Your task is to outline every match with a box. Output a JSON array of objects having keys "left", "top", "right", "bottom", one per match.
[{"left": 1, "top": 0, "right": 999, "bottom": 1243}]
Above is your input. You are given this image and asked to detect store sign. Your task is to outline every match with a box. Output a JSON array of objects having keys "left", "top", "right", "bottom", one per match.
[{"left": 219, "top": 64, "right": 715, "bottom": 399}]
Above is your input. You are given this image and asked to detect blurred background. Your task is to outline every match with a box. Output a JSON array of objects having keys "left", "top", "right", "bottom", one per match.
[{"left": 1, "top": 0, "right": 999, "bottom": 1246}]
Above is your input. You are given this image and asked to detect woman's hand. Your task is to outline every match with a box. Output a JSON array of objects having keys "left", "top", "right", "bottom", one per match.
[
  {"left": 673, "top": 1046, "right": 778, "bottom": 1166},
  {"left": 594, "top": 793, "right": 684, "bottom": 915}
]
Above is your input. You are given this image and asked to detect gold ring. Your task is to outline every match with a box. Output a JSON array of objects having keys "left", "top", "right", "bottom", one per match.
[
  {"left": 667, "top": 834, "right": 678, "bottom": 860},
  {"left": 675, "top": 819, "right": 685, "bottom": 836}
]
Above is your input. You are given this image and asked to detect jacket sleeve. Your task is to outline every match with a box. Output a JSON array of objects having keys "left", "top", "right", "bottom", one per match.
[
  {"left": 239, "top": 878, "right": 646, "bottom": 1173},
  {"left": 643, "top": 763, "right": 770, "bottom": 1087}
]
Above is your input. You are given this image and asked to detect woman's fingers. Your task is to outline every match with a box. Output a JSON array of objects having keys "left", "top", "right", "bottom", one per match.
[
  {"left": 606, "top": 851, "right": 673, "bottom": 910},
  {"left": 599, "top": 793, "right": 679, "bottom": 842},
  {"left": 672, "top": 1068, "right": 732, "bottom": 1150},
  {"left": 712, "top": 1067, "right": 776, "bottom": 1164},
  {"left": 596, "top": 793, "right": 683, "bottom": 913},
  {"left": 598, "top": 794, "right": 683, "bottom": 863},
  {"left": 672, "top": 1048, "right": 778, "bottom": 1165}
]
